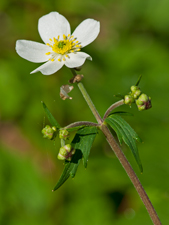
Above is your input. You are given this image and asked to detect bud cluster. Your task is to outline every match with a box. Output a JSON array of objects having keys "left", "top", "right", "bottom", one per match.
[
  {"left": 124, "top": 85, "right": 152, "bottom": 111},
  {"left": 57, "top": 144, "right": 76, "bottom": 161},
  {"left": 58, "top": 129, "right": 76, "bottom": 161},
  {"left": 59, "top": 129, "right": 69, "bottom": 140},
  {"left": 42, "top": 125, "right": 56, "bottom": 140}
]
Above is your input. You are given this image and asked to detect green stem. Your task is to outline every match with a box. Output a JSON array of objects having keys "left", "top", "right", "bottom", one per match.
[
  {"left": 77, "top": 82, "right": 102, "bottom": 124},
  {"left": 70, "top": 69, "right": 161, "bottom": 225}
]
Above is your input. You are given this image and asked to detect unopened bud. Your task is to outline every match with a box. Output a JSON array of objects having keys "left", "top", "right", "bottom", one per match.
[
  {"left": 131, "top": 86, "right": 141, "bottom": 99},
  {"left": 42, "top": 125, "right": 56, "bottom": 140},
  {"left": 59, "top": 129, "right": 69, "bottom": 140},
  {"left": 136, "top": 94, "right": 152, "bottom": 111},
  {"left": 124, "top": 95, "right": 135, "bottom": 105},
  {"left": 57, "top": 144, "right": 76, "bottom": 161}
]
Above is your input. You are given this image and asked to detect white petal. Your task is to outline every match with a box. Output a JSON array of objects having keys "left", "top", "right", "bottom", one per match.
[
  {"left": 30, "top": 60, "right": 64, "bottom": 75},
  {"left": 72, "top": 19, "right": 100, "bottom": 48},
  {"left": 16, "top": 40, "right": 51, "bottom": 63},
  {"left": 64, "top": 52, "right": 92, "bottom": 68},
  {"left": 38, "top": 12, "right": 71, "bottom": 44}
]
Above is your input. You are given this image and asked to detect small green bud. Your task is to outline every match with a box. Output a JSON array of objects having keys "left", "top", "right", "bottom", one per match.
[
  {"left": 57, "top": 144, "right": 76, "bottom": 161},
  {"left": 130, "top": 86, "right": 141, "bottom": 99},
  {"left": 59, "top": 129, "right": 69, "bottom": 140},
  {"left": 130, "top": 85, "right": 138, "bottom": 92},
  {"left": 42, "top": 125, "right": 56, "bottom": 140},
  {"left": 136, "top": 94, "right": 152, "bottom": 111},
  {"left": 124, "top": 95, "right": 135, "bottom": 105},
  {"left": 133, "top": 89, "right": 141, "bottom": 99}
]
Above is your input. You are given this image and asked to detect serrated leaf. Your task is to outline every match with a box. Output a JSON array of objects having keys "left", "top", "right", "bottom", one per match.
[
  {"left": 105, "top": 114, "right": 143, "bottom": 172},
  {"left": 42, "top": 101, "right": 61, "bottom": 129},
  {"left": 53, "top": 126, "right": 97, "bottom": 191}
]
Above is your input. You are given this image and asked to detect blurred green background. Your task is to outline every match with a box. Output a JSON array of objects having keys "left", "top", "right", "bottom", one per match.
[{"left": 0, "top": 0, "right": 169, "bottom": 224}]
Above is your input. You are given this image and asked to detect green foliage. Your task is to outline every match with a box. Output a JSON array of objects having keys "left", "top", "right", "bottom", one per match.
[
  {"left": 1, "top": 0, "right": 169, "bottom": 224},
  {"left": 105, "top": 114, "right": 143, "bottom": 172},
  {"left": 53, "top": 126, "right": 98, "bottom": 190},
  {"left": 42, "top": 101, "right": 61, "bottom": 129}
]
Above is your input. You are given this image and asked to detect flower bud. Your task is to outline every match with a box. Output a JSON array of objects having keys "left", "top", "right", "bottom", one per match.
[
  {"left": 133, "top": 89, "right": 141, "bottom": 99},
  {"left": 131, "top": 86, "right": 141, "bottom": 99},
  {"left": 136, "top": 94, "right": 152, "bottom": 111},
  {"left": 130, "top": 85, "right": 138, "bottom": 92},
  {"left": 59, "top": 129, "right": 69, "bottom": 140},
  {"left": 57, "top": 144, "right": 76, "bottom": 161},
  {"left": 124, "top": 95, "right": 135, "bottom": 105},
  {"left": 42, "top": 125, "right": 56, "bottom": 140}
]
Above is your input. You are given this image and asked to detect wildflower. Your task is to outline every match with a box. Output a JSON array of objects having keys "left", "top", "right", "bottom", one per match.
[{"left": 16, "top": 12, "right": 100, "bottom": 75}]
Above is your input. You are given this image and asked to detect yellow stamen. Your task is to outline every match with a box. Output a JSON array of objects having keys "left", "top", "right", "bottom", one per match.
[
  {"left": 49, "top": 38, "right": 52, "bottom": 41},
  {"left": 46, "top": 34, "right": 82, "bottom": 61},
  {"left": 58, "top": 58, "right": 61, "bottom": 62}
]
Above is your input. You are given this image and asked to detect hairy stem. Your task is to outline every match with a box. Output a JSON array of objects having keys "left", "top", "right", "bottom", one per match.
[
  {"left": 100, "top": 124, "right": 161, "bottom": 225},
  {"left": 70, "top": 69, "right": 161, "bottom": 224},
  {"left": 77, "top": 82, "right": 102, "bottom": 124},
  {"left": 64, "top": 121, "right": 99, "bottom": 129},
  {"left": 103, "top": 99, "right": 124, "bottom": 120}
]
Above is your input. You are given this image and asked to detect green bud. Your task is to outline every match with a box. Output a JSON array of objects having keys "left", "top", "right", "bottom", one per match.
[
  {"left": 124, "top": 95, "right": 135, "bottom": 105},
  {"left": 130, "top": 85, "right": 138, "bottom": 92},
  {"left": 133, "top": 89, "right": 141, "bottom": 99},
  {"left": 42, "top": 125, "right": 56, "bottom": 140},
  {"left": 130, "top": 86, "right": 141, "bottom": 99},
  {"left": 136, "top": 94, "right": 152, "bottom": 111},
  {"left": 59, "top": 129, "right": 69, "bottom": 140},
  {"left": 57, "top": 144, "right": 76, "bottom": 161}
]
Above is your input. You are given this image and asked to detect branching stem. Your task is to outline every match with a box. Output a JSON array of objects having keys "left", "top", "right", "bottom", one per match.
[
  {"left": 103, "top": 99, "right": 124, "bottom": 120},
  {"left": 70, "top": 69, "right": 162, "bottom": 225}
]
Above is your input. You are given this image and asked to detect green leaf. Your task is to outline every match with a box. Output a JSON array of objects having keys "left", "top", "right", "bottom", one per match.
[
  {"left": 135, "top": 75, "right": 142, "bottom": 86},
  {"left": 64, "top": 125, "right": 85, "bottom": 132},
  {"left": 114, "top": 93, "right": 124, "bottom": 98},
  {"left": 52, "top": 149, "right": 82, "bottom": 191},
  {"left": 111, "top": 114, "right": 142, "bottom": 143},
  {"left": 41, "top": 101, "right": 61, "bottom": 129},
  {"left": 53, "top": 126, "right": 98, "bottom": 191},
  {"left": 108, "top": 111, "right": 134, "bottom": 117},
  {"left": 105, "top": 117, "right": 123, "bottom": 145},
  {"left": 71, "top": 126, "right": 98, "bottom": 169},
  {"left": 105, "top": 114, "right": 143, "bottom": 172}
]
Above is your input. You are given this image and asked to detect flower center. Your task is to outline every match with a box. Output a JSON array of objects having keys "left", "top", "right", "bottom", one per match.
[{"left": 46, "top": 34, "right": 81, "bottom": 62}]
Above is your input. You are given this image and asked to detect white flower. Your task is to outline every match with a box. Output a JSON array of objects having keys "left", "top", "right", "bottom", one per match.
[{"left": 16, "top": 12, "right": 100, "bottom": 75}]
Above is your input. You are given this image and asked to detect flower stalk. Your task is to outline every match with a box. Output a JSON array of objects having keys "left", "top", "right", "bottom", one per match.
[{"left": 71, "top": 68, "right": 162, "bottom": 225}]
